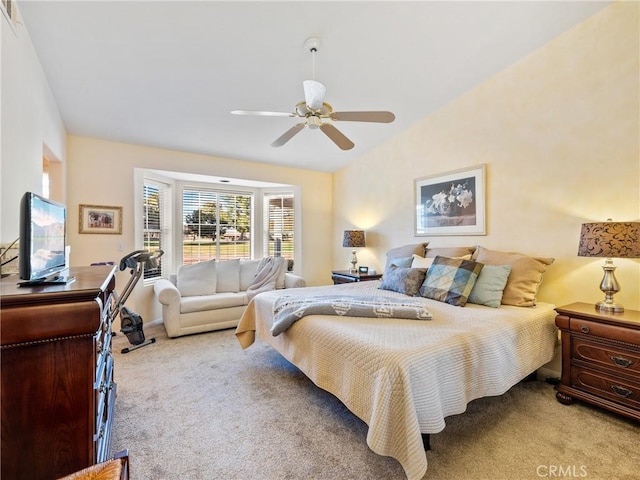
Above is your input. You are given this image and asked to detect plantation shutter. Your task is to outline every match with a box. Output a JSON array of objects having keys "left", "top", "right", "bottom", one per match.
[
  {"left": 264, "top": 193, "right": 294, "bottom": 260},
  {"left": 142, "top": 180, "right": 167, "bottom": 280}
]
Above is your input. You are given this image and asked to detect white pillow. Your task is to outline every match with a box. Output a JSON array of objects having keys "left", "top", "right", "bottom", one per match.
[
  {"left": 176, "top": 261, "right": 216, "bottom": 297},
  {"left": 411, "top": 255, "right": 434, "bottom": 269},
  {"left": 240, "top": 259, "right": 261, "bottom": 291},
  {"left": 216, "top": 259, "right": 241, "bottom": 293}
]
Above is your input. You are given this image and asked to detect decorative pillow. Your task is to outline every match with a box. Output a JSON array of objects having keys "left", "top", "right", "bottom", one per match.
[
  {"left": 176, "top": 260, "right": 216, "bottom": 297},
  {"left": 473, "top": 246, "right": 554, "bottom": 307},
  {"left": 420, "top": 256, "right": 484, "bottom": 306},
  {"left": 411, "top": 255, "right": 435, "bottom": 269},
  {"left": 467, "top": 265, "right": 512, "bottom": 308},
  {"left": 390, "top": 256, "right": 414, "bottom": 268},
  {"left": 425, "top": 246, "right": 476, "bottom": 258},
  {"left": 379, "top": 266, "right": 427, "bottom": 296},
  {"left": 239, "top": 259, "right": 261, "bottom": 291},
  {"left": 385, "top": 243, "right": 428, "bottom": 272},
  {"left": 215, "top": 259, "right": 241, "bottom": 293},
  {"left": 412, "top": 254, "right": 470, "bottom": 269}
]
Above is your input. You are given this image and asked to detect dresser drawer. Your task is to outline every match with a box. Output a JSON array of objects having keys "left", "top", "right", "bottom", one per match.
[
  {"left": 569, "top": 318, "right": 640, "bottom": 345},
  {"left": 571, "top": 367, "right": 640, "bottom": 410},
  {"left": 572, "top": 337, "right": 640, "bottom": 375}
]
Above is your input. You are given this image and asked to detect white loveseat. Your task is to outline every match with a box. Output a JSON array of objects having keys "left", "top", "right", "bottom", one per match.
[{"left": 153, "top": 257, "right": 306, "bottom": 338}]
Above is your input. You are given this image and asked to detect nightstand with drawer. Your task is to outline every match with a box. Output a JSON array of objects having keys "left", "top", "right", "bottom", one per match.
[
  {"left": 331, "top": 270, "right": 383, "bottom": 285},
  {"left": 555, "top": 303, "right": 640, "bottom": 421}
]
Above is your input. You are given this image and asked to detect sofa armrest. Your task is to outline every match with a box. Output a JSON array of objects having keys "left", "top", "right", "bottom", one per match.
[
  {"left": 154, "top": 278, "right": 181, "bottom": 305},
  {"left": 284, "top": 272, "right": 306, "bottom": 289}
]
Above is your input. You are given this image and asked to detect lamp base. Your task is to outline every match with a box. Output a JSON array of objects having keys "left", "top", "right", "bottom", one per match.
[
  {"left": 596, "top": 300, "right": 624, "bottom": 313},
  {"left": 597, "top": 260, "right": 623, "bottom": 313},
  {"left": 349, "top": 249, "right": 358, "bottom": 273}
]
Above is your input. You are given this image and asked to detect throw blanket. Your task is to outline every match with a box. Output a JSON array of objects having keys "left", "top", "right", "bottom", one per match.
[
  {"left": 246, "top": 257, "right": 286, "bottom": 300},
  {"left": 271, "top": 295, "right": 432, "bottom": 336}
]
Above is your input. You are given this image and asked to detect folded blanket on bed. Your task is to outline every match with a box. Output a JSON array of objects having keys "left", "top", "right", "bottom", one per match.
[{"left": 271, "top": 295, "right": 432, "bottom": 336}]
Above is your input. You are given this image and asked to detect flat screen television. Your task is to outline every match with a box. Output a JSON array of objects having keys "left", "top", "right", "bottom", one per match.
[{"left": 19, "top": 192, "right": 71, "bottom": 286}]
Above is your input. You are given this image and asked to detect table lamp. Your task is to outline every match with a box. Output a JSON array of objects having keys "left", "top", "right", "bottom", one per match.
[
  {"left": 343, "top": 230, "right": 365, "bottom": 273},
  {"left": 577, "top": 220, "right": 640, "bottom": 313}
]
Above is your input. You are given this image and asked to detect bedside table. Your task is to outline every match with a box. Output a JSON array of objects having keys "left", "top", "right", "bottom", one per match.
[
  {"left": 555, "top": 302, "right": 640, "bottom": 421},
  {"left": 331, "top": 270, "right": 383, "bottom": 285}
]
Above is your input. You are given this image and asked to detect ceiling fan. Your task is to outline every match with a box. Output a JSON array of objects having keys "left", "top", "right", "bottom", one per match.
[{"left": 231, "top": 38, "right": 395, "bottom": 151}]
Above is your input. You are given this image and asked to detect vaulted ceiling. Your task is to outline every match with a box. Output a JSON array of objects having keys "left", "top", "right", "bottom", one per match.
[{"left": 19, "top": 1, "right": 610, "bottom": 172}]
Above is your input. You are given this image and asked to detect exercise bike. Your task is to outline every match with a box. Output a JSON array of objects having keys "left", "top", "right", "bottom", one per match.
[{"left": 109, "top": 249, "right": 164, "bottom": 354}]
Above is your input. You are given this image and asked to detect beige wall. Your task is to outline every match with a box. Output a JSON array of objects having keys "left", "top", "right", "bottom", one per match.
[
  {"left": 334, "top": 2, "right": 640, "bottom": 311},
  {"left": 3, "top": 1, "right": 638, "bottom": 336},
  {"left": 66, "top": 135, "right": 333, "bottom": 322},
  {"left": 1, "top": 6, "right": 67, "bottom": 243}
]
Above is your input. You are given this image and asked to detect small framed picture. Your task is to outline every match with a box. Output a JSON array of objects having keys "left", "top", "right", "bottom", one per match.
[
  {"left": 79, "top": 204, "right": 123, "bottom": 234},
  {"left": 358, "top": 266, "right": 369, "bottom": 273}
]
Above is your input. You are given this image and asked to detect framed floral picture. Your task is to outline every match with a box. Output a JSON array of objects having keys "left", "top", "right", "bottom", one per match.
[
  {"left": 414, "top": 164, "right": 486, "bottom": 236},
  {"left": 79, "top": 204, "right": 123, "bottom": 234}
]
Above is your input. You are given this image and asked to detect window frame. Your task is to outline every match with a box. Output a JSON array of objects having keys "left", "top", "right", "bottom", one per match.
[
  {"left": 135, "top": 170, "right": 301, "bottom": 280},
  {"left": 135, "top": 170, "right": 173, "bottom": 285}
]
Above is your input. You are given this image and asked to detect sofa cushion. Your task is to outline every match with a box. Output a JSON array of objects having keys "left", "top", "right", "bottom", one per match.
[
  {"left": 176, "top": 261, "right": 216, "bottom": 297},
  {"left": 180, "top": 292, "right": 247, "bottom": 314},
  {"left": 240, "top": 259, "right": 261, "bottom": 291},
  {"left": 216, "top": 259, "right": 241, "bottom": 293}
]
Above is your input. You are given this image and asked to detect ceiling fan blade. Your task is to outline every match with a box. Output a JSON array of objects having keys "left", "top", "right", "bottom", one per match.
[
  {"left": 303, "top": 80, "right": 326, "bottom": 111},
  {"left": 231, "top": 110, "right": 295, "bottom": 117},
  {"left": 330, "top": 111, "right": 396, "bottom": 123},
  {"left": 271, "top": 123, "right": 306, "bottom": 147},
  {"left": 319, "top": 124, "right": 355, "bottom": 150}
]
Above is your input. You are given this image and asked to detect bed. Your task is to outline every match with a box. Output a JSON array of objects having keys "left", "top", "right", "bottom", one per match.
[{"left": 235, "top": 247, "right": 557, "bottom": 480}]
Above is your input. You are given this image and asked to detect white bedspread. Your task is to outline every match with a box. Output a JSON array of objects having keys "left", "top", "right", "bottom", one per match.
[{"left": 236, "top": 281, "right": 557, "bottom": 480}]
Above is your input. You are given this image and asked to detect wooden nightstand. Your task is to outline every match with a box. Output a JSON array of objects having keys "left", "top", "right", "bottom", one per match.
[
  {"left": 555, "top": 302, "right": 640, "bottom": 421},
  {"left": 331, "top": 270, "right": 383, "bottom": 285}
]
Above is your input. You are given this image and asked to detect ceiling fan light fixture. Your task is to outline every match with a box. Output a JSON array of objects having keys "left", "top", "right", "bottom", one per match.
[
  {"left": 306, "top": 115, "right": 321, "bottom": 130},
  {"left": 303, "top": 80, "right": 326, "bottom": 111}
]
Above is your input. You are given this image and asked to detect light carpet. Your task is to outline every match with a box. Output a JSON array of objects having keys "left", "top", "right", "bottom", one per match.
[{"left": 109, "top": 320, "right": 638, "bottom": 480}]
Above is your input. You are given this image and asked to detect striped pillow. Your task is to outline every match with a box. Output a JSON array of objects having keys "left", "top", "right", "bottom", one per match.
[{"left": 420, "top": 256, "right": 484, "bottom": 306}]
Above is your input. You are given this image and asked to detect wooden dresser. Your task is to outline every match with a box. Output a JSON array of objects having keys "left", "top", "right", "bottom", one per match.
[
  {"left": 1, "top": 266, "right": 117, "bottom": 479},
  {"left": 555, "top": 302, "right": 640, "bottom": 422}
]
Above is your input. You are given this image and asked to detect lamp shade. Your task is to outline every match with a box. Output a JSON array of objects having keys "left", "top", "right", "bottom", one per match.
[
  {"left": 578, "top": 222, "right": 640, "bottom": 258},
  {"left": 343, "top": 230, "right": 365, "bottom": 248}
]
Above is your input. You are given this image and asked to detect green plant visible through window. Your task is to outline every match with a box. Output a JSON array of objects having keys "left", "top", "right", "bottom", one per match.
[{"left": 182, "top": 188, "right": 252, "bottom": 264}]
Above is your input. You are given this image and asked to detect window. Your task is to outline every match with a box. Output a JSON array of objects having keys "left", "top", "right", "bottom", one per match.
[
  {"left": 264, "top": 193, "right": 294, "bottom": 261},
  {"left": 182, "top": 188, "right": 252, "bottom": 264},
  {"left": 142, "top": 180, "right": 168, "bottom": 280}
]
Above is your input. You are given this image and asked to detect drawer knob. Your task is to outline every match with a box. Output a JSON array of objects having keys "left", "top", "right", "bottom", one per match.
[
  {"left": 610, "top": 385, "right": 633, "bottom": 398},
  {"left": 580, "top": 325, "right": 590, "bottom": 333},
  {"left": 610, "top": 356, "right": 633, "bottom": 368}
]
